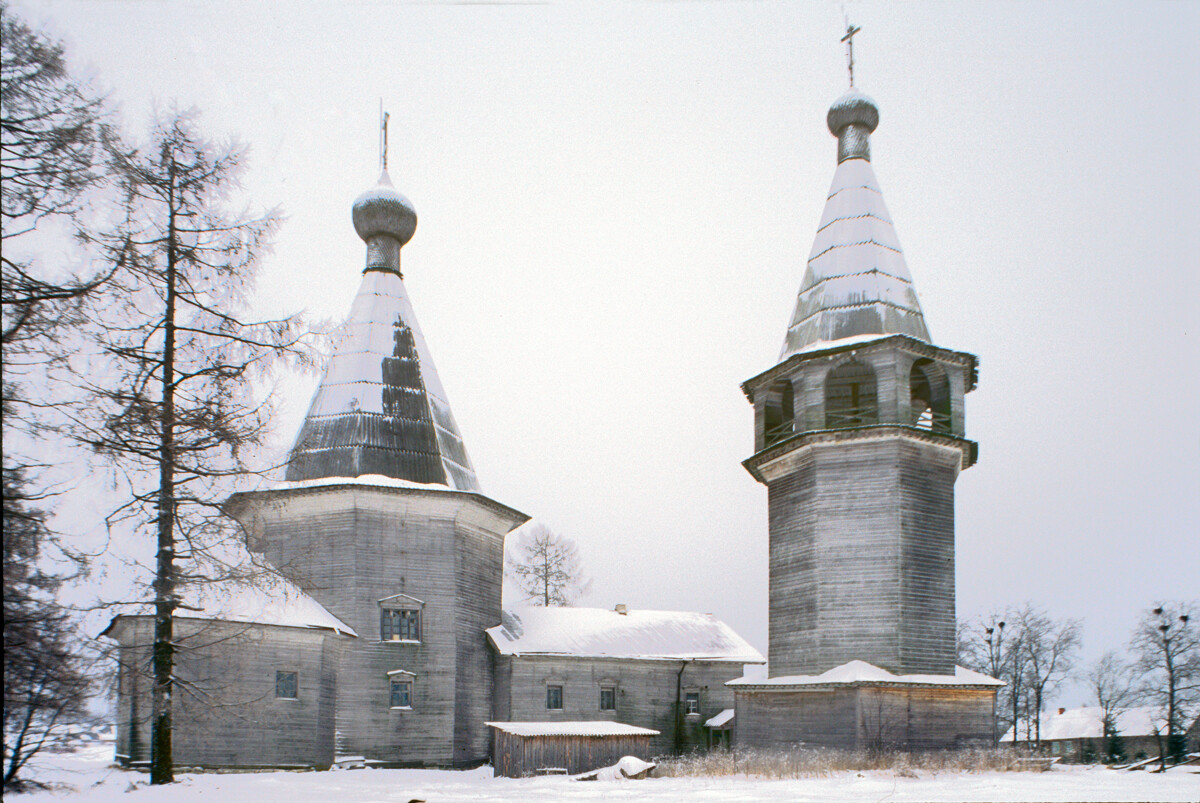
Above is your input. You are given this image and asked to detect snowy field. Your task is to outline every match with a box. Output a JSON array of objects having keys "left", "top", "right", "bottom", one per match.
[{"left": 16, "top": 744, "right": 1199, "bottom": 802}]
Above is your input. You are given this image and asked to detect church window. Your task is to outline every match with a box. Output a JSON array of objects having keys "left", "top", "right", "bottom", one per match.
[
  {"left": 546, "top": 685, "right": 563, "bottom": 710},
  {"left": 685, "top": 691, "right": 700, "bottom": 716},
  {"left": 390, "top": 679, "right": 412, "bottom": 709},
  {"left": 600, "top": 686, "right": 616, "bottom": 711},
  {"left": 824, "top": 360, "right": 878, "bottom": 428},
  {"left": 381, "top": 608, "right": 421, "bottom": 642},
  {"left": 275, "top": 670, "right": 298, "bottom": 700}
]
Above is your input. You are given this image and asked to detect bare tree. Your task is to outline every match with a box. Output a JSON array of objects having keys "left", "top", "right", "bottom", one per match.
[
  {"left": 1086, "top": 650, "right": 1135, "bottom": 762},
  {"left": 1130, "top": 602, "right": 1198, "bottom": 767},
  {"left": 959, "top": 611, "right": 1021, "bottom": 745},
  {"left": 1, "top": 0, "right": 109, "bottom": 354},
  {"left": 505, "top": 523, "right": 592, "bottom": 607},
  {"left": 1, "top": 6, "right": 106, "bottom": 790},
  {"left": 1016, "top": 604, "right": 1081, "bottom": 747},
  {"left": 72, "top": 110, "right": 309, "bottom": 785}
]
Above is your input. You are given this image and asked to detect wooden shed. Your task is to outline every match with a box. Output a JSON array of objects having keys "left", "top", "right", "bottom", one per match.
[{"left": 486, "top": 721, "right": 659, "bottom": 778}]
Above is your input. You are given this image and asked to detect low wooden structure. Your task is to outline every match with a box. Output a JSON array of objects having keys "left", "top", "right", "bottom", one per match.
[{"left": 486, "top": 721, "right": 658, "bottom": 778}]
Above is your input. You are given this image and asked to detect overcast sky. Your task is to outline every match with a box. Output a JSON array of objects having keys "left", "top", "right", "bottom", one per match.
[{"left": 14, "top": 0, "right": 1198, "bottom": 703}]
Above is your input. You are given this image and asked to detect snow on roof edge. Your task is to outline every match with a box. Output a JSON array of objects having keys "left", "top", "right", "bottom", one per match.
[
  {"left": 727, "top": 660, "right": 1003, "bottom": 688},
  {"left": 485, "top": 721, "right": 660, "bottom": 737}
]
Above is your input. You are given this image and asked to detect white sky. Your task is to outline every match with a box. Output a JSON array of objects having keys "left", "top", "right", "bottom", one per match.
[{"left": 13, "top": 0, "right": 1199, "bottom": 705}]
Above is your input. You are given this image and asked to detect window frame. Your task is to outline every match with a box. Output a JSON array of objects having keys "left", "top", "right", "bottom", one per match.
[
  {"left": 275, "top": 670, "right": 299, "bottom": 700},
  {"left": 546, "top": 684, "right": 564, "bottom": 711},
  {"left": 599, "top": 685, "right": 616, "bottom": 712},
  {"left": 387, "top": 669, "right": 416, "bottom": 710},
  {"left": 684, "top": 690, "right": 700, "bottom": 716},
  {"left": 380, "top": 607, "right": 421, "bottom": 642}
]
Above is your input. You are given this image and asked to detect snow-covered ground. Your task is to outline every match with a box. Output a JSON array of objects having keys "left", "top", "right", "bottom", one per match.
[{"left": 16, "top": 744, "right": 1198, "bottom": 802}]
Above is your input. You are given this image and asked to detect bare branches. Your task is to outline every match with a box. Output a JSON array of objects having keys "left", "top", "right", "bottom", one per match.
[
  {"left": 71, "top": 109, "right": 309, "bottom": 785},
  {"left": 1130, "top": 602, "right": 1199, "bottom": 764}
]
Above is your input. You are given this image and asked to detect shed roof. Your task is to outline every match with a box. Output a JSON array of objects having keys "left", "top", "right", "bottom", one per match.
[
  {"left": 101, "top": 575, "right": 356, "bottom": 638},
  {"left": 485, "top": 721, "right": 659, "bottom": 737},
  {"left": 1000, "top": 706, "right": 1167, "bottom": 742},
  {"left": 486, "top": 606, "right": 765, "bottom": 663},
  {"left": 705, "top": 708, "right": 735, "bottom": 728}
]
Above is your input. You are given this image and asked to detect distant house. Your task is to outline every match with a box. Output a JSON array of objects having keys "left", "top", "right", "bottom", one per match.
[
  {"left": 487, "top": 605, "right": 765, "bottom": 755},
  {"left": 1001, "top": 706, "right": 1170, "bottom": 762}
]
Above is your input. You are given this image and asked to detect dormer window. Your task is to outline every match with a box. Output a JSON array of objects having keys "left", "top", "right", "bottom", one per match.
[{"left": 379, "top": 594, "right": 424, "bottom": 642}]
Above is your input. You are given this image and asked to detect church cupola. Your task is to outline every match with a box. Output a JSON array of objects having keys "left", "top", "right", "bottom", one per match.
[
  {"left": 352, "top": 170, "right": 416, "bottom": 274},
  {"left": 286, "top": 153, "right": 480, "bottom": 490}
]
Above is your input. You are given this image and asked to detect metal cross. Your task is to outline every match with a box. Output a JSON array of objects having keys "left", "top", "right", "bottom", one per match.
[
  {"left": 379, "top": 102, "right": 390, "bottom": 172},
  {"left": 841, "top": 20, "right": 862, "bottom": 87}
]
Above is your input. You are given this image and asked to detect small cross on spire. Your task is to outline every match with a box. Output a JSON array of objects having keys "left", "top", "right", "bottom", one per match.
[
  {"left": 841, "top": 19, "right": 862, "bottom": 88},
  {"left": 379, "top": 102, "right": 390, "bottom": 173}
]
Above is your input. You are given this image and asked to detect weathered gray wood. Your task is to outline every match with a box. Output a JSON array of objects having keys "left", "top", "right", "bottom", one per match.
[
  {"left": 110, "top": 617, "right": 347, "bottom": 769},
  {"left": 490, "top": 730, "right": 653, "bottom": 778},
  {"left": 232, "top": 483, "right": 528, "bottom": 767},
  {"left": 734, "top": 686, "right": 995, "bottom": 751},
  {"left": 494, "top": 654, "right": 746, "bottom": 756}
]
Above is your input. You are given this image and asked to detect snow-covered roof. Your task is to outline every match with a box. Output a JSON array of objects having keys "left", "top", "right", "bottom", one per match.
[
  {"left": 485, "top": 721, "right": 660, "bottom": 738},
  {"left": 778, "top": 95, "right": 932, "bottom": 359},
  {"left": 727, "top": 660, "right": 1002, "bottom": 688},
  {"left": 1000, "top": 706, "right": 1167, "bottom": 742},
  {"left": 102, "top": 575, "right": 356, "bottom": 638},
  {"left": 705, "top": 708, "right": 735, "bottom": 728},
  {"left": 487, "top": 606, "right": 765, "bottom": 663}
]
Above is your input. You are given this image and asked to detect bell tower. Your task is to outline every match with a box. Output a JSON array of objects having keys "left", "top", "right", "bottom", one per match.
[{"left": 741, "top": 84, "right": 978, "bottom": 678}]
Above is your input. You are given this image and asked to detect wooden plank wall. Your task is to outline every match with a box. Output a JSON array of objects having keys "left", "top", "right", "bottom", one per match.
[
  {"left": 498, "top": 655, "right": 747, "bottom": 756},
  {"left": 242, "top": 485, "right": 523, "bottom": 766},
  {"left": 767, "top": 436, "right": 958, "bottom": 676},
  {"left": 111, "top": 617, "right": 345, "bottom": 768},
  {"left": 491, "top": 730, "right": 652, "bottom": 778},
  {"left": 734, "top": 686, "right": 996, "bottom": 751}
]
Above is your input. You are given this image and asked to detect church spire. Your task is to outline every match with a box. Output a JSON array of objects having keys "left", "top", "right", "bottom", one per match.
[
  {"left": 778, "top": 33, "right": 931, "bottom": 359},
  {"left": 285, "top": 140, "right": 480, "bottom": 491}
]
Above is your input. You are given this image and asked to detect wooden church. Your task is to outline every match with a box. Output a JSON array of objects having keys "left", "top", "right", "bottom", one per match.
[{"left": 104, "top": 32, "right": 999, "bottom": 770}]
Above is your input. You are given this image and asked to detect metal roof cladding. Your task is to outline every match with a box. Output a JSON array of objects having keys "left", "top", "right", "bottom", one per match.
[
  {"left": 780, "top": 88, "right": 932, "bottom": 359},
  {"left": 286, "top": 170, "right": 480, "bottom": 491}
]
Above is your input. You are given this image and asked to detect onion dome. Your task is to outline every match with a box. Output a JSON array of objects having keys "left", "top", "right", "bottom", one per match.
[
  {"left": 826, "top": 89, "right": 879, "bottom": 163},
  {"left": 352, "top": 170, "right": 417, "bottom": 248}
]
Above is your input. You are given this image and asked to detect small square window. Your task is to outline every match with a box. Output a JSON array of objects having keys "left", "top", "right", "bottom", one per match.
[
  {"left": 381, "top": 608, "right": 420, "bottom": 641},
  {"left": 685, "top": 691, "right": 700, "bottom": 715},
  {"left": 276, "top": 670, "right": 298, "bottom": 699},
  {"left": 546, "top": 684, "right": 563, "bottom": 710},
  {"left": 599, "top": 686, "right": 616, "bottom": 711},
  {"left": 390, "top": 679, "right": 412, "bottom": 708}
]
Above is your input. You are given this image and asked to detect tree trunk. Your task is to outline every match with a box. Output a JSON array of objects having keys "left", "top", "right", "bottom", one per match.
[{"left": 150, "top": 172, "right": 179, "bottom": 785}]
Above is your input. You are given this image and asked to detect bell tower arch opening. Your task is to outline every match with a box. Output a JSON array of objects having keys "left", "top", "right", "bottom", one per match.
[
  {"left": 763, "top": 380, "right": 795, "bottom": 446},
  {"left": 824, "top": 360, "right": 878, "bottom": 428},
  {"left": 909, "top": 358, "right": 951, "bottom": 432}
]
